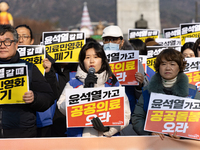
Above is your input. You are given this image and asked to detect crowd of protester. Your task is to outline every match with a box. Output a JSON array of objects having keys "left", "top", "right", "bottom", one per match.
[{"left": 0, "top": 23, "right": 199, "bottom": 141}]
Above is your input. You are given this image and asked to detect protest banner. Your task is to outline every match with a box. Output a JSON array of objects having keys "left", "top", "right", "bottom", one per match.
[
  {"left": 42, "top": 31, "right": 85, "bottom": 63},
  {"left": 155, "top": 38, "right": 181, "bottom": 47},
  {"left": 139, "top": 55, "right": 147, "bottom": 72},
  {"left": 163, "top": 27, "right": 180, "bottom": 39},
  {"left": 105, "top": 50, "right": 139, "bottom": 85},
  {"left": 128, "top": 29, "right": 159, "bottom": 42},
  {"left": 184, "top": 58, "right": 200, "bottom": 91},
  {"left": 66, "top": 87, "right": 125, "bottom": 127},
  {"left": 145, "top": 92, "right": 200, "bottom": 140},
  {"left": 0, "top": 64, "right": 29, "bottom": 104},
  {"left": 17, "top": 45, "right": 45, "bottom": 75},
  {"left": 180, "top": 23, "right": 200, "bottom": 45}
]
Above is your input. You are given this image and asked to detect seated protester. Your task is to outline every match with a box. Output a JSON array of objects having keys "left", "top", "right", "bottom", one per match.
[
  {"left": 102, "top": 25, "right": 148, "bottom": 135},
  {"left": 132, "top": 49, "right": 200, "bottom": 140},
  {"left": 57, "top": 41, "right": 131, "bottom": 137},
  {"left": 0, "top": 25, "right": 55, "bottom": 138}
]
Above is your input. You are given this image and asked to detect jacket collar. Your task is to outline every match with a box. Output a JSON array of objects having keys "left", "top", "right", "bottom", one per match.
[
  {"left": 147, "top": 72, "right": 189, "bottom": 97},
  {"left": 0, "top": 51, "right": 20, "bottom": 64}
]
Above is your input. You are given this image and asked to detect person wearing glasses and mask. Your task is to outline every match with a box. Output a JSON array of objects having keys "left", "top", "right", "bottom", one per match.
[
  {"left": 101, "top": 25, "right": 148, "bottom": 135},
  {"left": 102, "top": 26, "right": 133, "bottom": 51},
  {"left": 15, "top": 24, "right": 34, "bottom": 45},
  {"left": 0, "top": 24, "right": 55, "bottom": 138}
]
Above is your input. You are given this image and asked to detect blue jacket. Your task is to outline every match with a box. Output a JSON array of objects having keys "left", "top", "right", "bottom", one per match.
[{"left": 36, "top": 72, "right": 76, "bottom": 128}]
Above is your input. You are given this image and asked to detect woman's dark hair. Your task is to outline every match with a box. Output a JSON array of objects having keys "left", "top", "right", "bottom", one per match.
[
  {"left": 193, "top": 38, "right": 200, "bottom": 57},
  {"left": 154, "top": 49, "right": 187, "bottom": 73},
  {"left": 15, "top": 24, "right": 33, "bottom": 40},
  {"left": 79, "top": 41, "right": 117, "bottom": 86},
  {"left": 129, "top": 39, "right": 147, "bottom": 55},
  {"left": 86, "top": 37, "right": 97, "bottom": 43},
  {"left": 181, "top": 42, "right": 196, "bottom": 57},
  {"left": 145, "top": 38, "right": 155, "bottom": 44}
]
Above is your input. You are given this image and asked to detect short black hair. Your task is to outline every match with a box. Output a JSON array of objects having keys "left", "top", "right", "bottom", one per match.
[
  {"left": 79, "top": 41, "right": 117, "bottom": 86},
  {"left": 181, "top": 42, "right": 197, "bottom": 57},
  {"left": 0, "top": 24, "right": 18, "bottom": 42},
  {"left": 15, "top": 24, "right": 33, "bottom": 40},
  {"left": 129, "top": 39, "right": 147, "bottom": 55},
  {"left": 154, "top": 49, "right": 187, "bottom": 73}
]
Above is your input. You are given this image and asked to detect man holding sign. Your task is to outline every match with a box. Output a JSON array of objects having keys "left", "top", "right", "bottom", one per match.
[
  {"left": 132, "top": 49, "right": 200, "bottom": 139},
  {"left": 102, "top": 25, "right": 148, "bottom": 135},
  {"left": 0, "top": 25, "right": 55, "bottom": 138}
]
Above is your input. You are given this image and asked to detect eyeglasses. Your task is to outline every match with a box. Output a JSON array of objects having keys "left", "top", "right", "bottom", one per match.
[
  {"left": 197, "top": 46, "right": 200, "bottom": 50},
  {"left": 18, "top": 35, "right": 30, "bottom": 41},
  {"left": 103, "top": 37, "right": 120, "bottom": 43},
  {"left": 0, "top": 39, "right": 16, "bottom": 46}
]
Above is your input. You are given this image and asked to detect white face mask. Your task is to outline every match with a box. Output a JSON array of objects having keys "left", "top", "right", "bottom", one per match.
[{"left": 103, "top": 43, "right": 120, "bottom": 50}]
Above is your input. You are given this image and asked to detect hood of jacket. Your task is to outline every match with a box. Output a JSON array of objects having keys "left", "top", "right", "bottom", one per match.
[
  {"left": 146, "top": 72, "right": 189, "bottom": 97},
  {"left": 75, "top": 66, "right": 109, "bottom": 87}
]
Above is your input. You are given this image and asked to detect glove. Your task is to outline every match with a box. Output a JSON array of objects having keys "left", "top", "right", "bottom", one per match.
[
  {"left": 84, "top": 73, "right": 97, "bottom": 88},
  {"left": 91, "top": 117, "right": 110, "bottom": 132}
]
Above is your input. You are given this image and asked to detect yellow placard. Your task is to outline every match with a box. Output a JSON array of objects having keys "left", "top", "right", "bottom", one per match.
[
  {"left": 0, "top": 76, "right": 28, "bottom": 104},
  {"left": 147, "top": 57, "right": 156, "bottom": 72},
  {"left": 45, "top": 40, "right": 84, "bottom": 63},
  {"left": 20, "top": 55, "right": 45, "bottom": 75},
  {"left": 181, "top": 31, "right": 200, "bottom": 45}
]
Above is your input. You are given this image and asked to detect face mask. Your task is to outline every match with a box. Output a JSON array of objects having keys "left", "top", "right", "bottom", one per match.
[{"left": 103, "top": 43, "right": 120, "bottom": 50}]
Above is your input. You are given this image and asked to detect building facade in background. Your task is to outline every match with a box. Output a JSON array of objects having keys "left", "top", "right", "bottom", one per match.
[{"left": 117, "top": 0, "right": 161, "bottom": 39}]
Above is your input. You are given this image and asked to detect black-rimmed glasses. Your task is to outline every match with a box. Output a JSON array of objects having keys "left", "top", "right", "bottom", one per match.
[{"left": 0, "top": 39, "right": 16, "bottom": 46}]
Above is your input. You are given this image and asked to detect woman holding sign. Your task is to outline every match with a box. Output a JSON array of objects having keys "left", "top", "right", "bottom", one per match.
[
  {"left": 57, "top": 41, "right": 131, "bottom": 137},
  {"left": 132, "top": 49, "right": 200, "bottom": 140}
]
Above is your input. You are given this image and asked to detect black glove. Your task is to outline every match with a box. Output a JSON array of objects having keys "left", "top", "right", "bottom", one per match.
[
  {"left": 91, "top": 117, "right": 110, "bottom": 132},
  {"left": 84, "top": 73, "right": 97, "bottom": 88}
]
